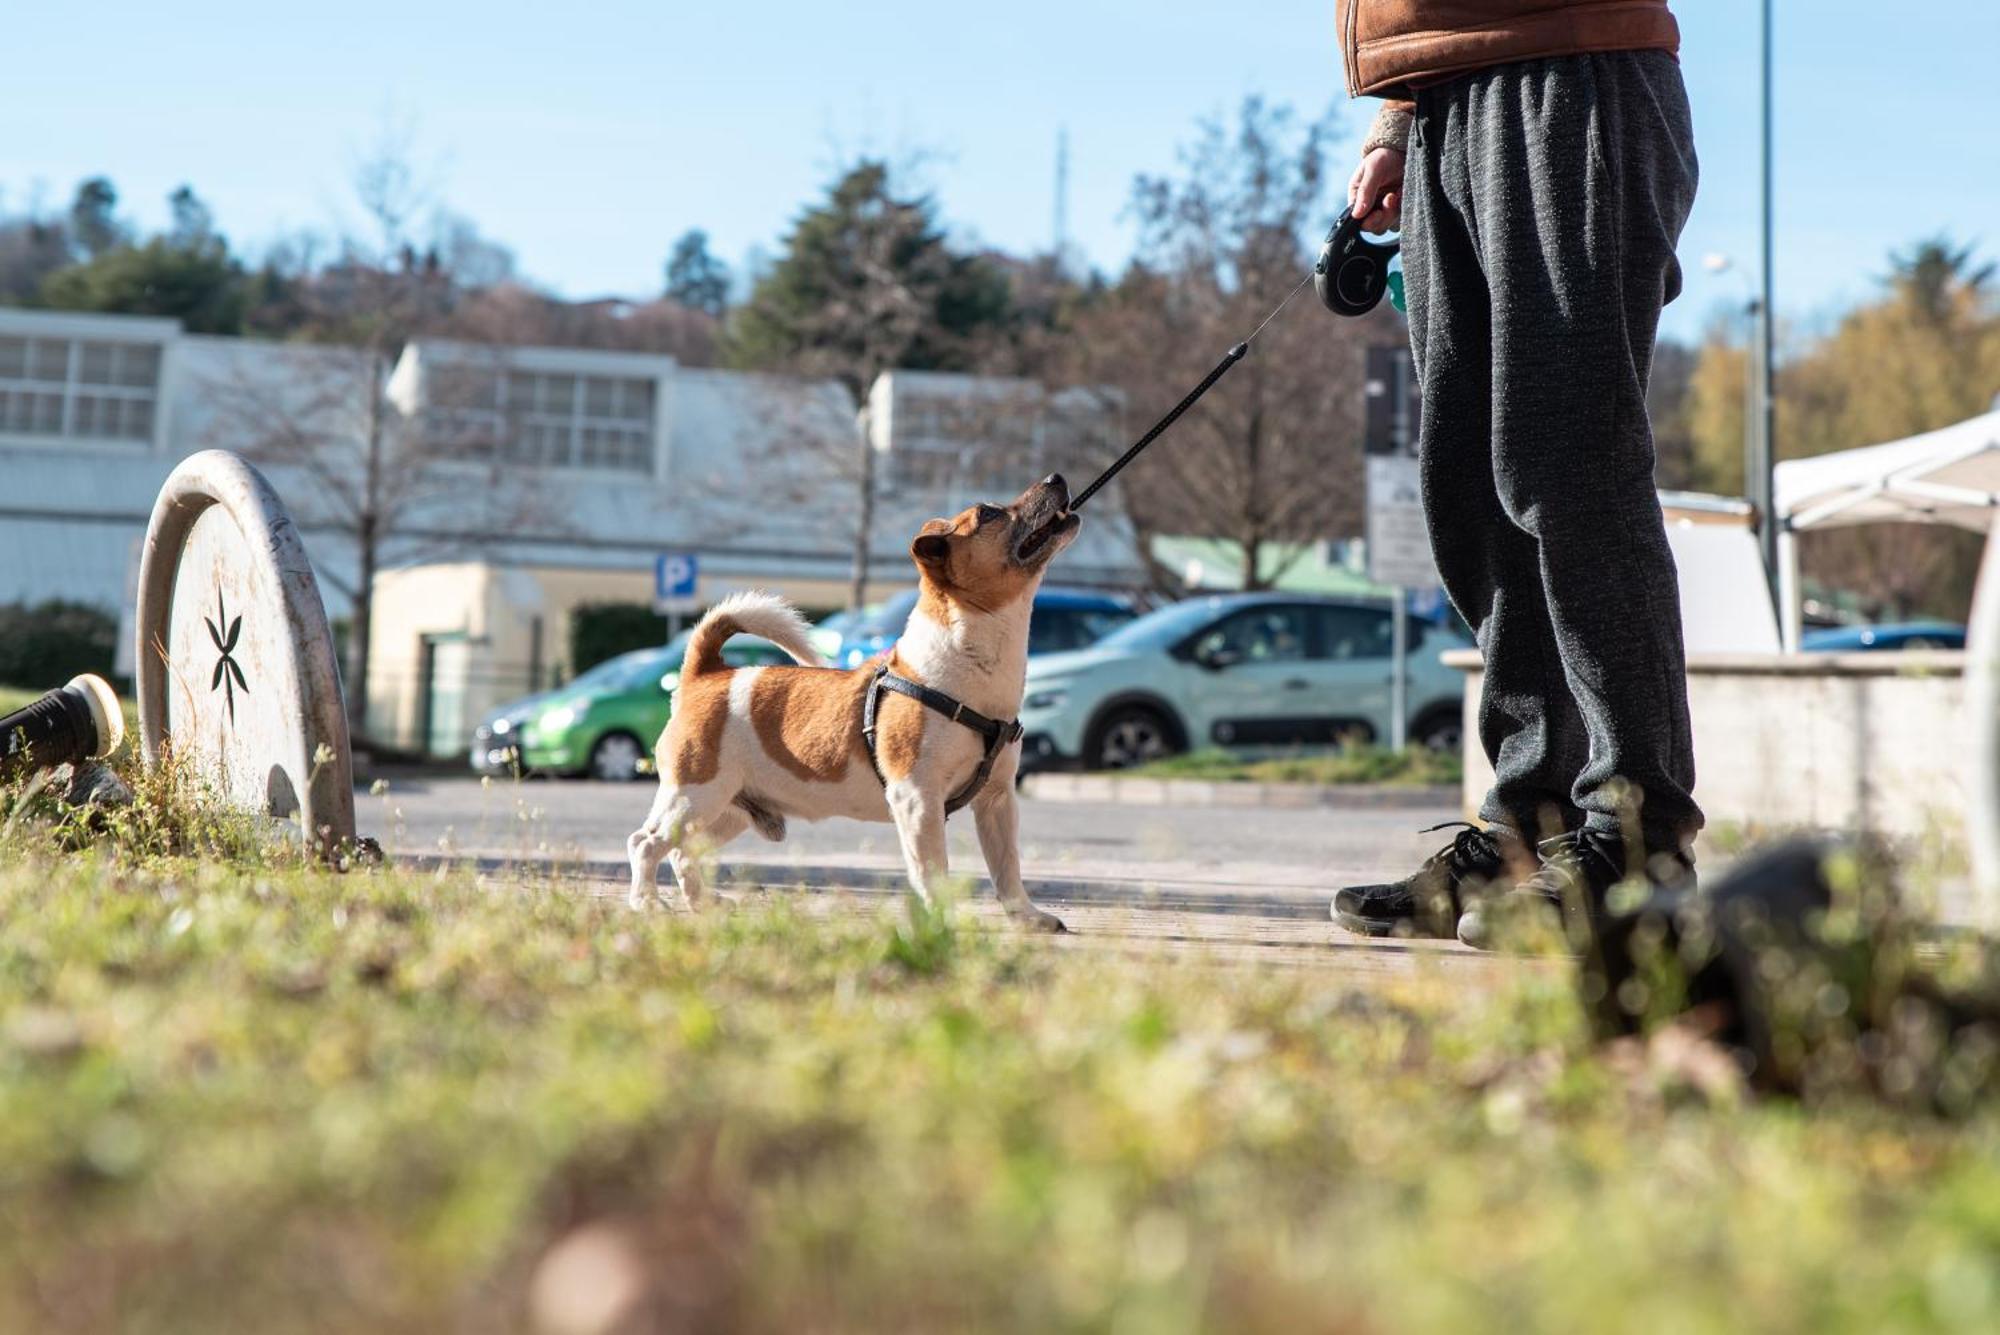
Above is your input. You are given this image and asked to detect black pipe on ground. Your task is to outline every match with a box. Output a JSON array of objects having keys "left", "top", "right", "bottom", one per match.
[{"left": 0, "top": 674, "right": 124, "bottom": 784}]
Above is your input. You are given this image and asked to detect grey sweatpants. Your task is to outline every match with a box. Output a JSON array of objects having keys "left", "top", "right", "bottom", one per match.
[{"left": 1402, "top": 50, "right": 1703, "bottom": 852}]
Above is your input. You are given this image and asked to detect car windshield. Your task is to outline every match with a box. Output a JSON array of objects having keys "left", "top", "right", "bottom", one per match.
[
  {"left": 1091, "top": 598, "right": 1234, "bottom": 653},
  {"left": 570, "top": 648, "right": 672, "bottom": 693},
  {"left": 1028, "top": 602, "right": 1137, "bottom": 654}
]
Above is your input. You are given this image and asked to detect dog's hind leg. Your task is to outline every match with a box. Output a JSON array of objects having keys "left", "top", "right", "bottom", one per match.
[
  {"left": 971, "top": 775, "right": 1066, "bottom": 933},
  {"left": 630, "top": 783, "right": 743, "bottom": 910},
  {"left": 668, "top": 805, "right": 748, "bottom": 910},
  {"left": 627, "top": 783, "right": 687, "bottom": 910}
]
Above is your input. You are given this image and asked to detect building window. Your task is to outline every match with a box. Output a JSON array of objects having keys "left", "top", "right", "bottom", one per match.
[
  {"left": 429, "top": 366, "right": 655, "bottom": 474},
  {"left": 0, "top": 335, "right": 160, "bottom": 444},
  {"left": 884, "top": 386, "right": 1122, "bottom": 496},
  {"left": 890, "top": 440, "right": 971, "bottom": 491}
]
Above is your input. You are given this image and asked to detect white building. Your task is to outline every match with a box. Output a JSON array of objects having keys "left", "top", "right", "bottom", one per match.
[{"left": 0, "top": 307, "right": 1141, "bottom": 751}]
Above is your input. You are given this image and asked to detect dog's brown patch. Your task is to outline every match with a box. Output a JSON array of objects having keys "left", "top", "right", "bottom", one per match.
[
  {"left": 748, "top": 666, "right": 872, "bottom": 783},
  {"left": 662, "top": 669, "right": 733, "bottom": 785}
]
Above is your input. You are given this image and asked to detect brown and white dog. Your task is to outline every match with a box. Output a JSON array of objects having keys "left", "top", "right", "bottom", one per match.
[{"left": 626, "top": 474, "right": 1081, "bottom": 930}]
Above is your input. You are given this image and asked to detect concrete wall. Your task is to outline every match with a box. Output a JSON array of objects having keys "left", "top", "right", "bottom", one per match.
[{"left": 1445, "top": 649, "right": 1967, "bottom": 843}]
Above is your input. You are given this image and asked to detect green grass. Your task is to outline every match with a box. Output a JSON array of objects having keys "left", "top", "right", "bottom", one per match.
[
  {"left": 1131, "top": 744, "right": 1464, "bottom": 787},
  {"left": 0, "top": 774, "right": 1997, "bottom": 1332}
]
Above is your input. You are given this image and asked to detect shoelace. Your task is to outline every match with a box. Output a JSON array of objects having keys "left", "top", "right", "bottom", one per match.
[{"left": 1418, "top": 820, "right": 1503, "bottom": 884}]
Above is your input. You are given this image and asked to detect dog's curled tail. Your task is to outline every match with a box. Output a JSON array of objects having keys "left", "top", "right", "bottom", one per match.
[{"left": 681, "top": 590, "right": 822, "bottom": 677}]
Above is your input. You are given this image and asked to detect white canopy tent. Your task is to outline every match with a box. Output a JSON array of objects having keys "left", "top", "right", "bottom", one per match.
[{"left": 1772, "top": 407, "right": 2000, "bottom": 649}]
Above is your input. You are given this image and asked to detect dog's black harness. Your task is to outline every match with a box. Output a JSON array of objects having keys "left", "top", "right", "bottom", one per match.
[{"left": 861, "top": 664, "right": 1025, "bottom": 816}]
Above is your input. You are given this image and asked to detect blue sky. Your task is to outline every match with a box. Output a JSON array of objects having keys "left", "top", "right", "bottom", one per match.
[{"left": 4, "top": 2, "right": 1997, "bottom": 342}]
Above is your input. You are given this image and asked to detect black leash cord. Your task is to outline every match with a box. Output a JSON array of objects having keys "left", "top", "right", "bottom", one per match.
[{"left": 1067, "top": 271, "right": 1314, "bottom": 512}]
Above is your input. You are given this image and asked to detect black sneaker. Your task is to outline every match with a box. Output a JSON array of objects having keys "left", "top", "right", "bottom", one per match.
[
  {"left": 1332, "top": 822, "right": 1527, "bottom": 938},
  {"left": 1457, "top": 827, "right": 1695, "bottom": 951}
]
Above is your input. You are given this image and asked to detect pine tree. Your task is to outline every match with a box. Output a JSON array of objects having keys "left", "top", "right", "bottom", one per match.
[
  {"left": 727, "top": 161, "right": 1009, "bottom": 397},
  {"left": 664, "top": 229, "right": 730, "bottom": 318},
  {"left": 67, "top": 177, "right": 123, "bottom": 259}
]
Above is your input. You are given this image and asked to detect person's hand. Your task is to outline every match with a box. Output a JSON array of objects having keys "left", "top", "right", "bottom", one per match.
[{"left": 1348, "top": 148, "right": 1405, "bottom": 233}]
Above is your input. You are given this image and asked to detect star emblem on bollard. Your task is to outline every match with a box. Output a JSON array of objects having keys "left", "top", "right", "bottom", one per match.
[{"left": 206, "top": 588, "right": 249, "bottom": 726}]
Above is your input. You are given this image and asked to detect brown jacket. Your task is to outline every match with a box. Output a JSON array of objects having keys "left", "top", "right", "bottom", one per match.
[{"left": 1340, "top": 0, "right": 1679, "bottom": 100}]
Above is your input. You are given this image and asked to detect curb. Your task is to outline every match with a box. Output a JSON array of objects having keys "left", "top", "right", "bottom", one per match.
[{"left": 1020, "top": 774, "right": 1459, "bottom": 811}]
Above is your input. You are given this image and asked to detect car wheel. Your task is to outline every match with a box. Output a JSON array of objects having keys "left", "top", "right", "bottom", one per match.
[
  {"left": 587, "top": 732, "right": 647, "bottom": 782},
  {"left": 1087, "top": 706, "right": 1179, "bottom": 771},
  {"left": 1413, "top": 710, "right": 1462, "bottom": 754}
]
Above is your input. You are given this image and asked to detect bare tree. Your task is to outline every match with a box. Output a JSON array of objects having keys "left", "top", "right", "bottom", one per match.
[
  {"left": 211, "top": 137, "right": 557, "bottom": 739},
  {"left": 1062, "top": 98, "right": 1393, "bottom": 590},
  {"left": 680, "top": 372, "right": 874, "bottom": 597},
  {"left": 689, "top": 368, "right": 1102, "bottom": 611},
  {"left": 0, "top": 183, "right": 75, "bottom": 305}
]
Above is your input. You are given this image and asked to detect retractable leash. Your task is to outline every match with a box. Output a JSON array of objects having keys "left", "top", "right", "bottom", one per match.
[{"left": 1065, "top": 207, "right": 1401, "bottom": 513}]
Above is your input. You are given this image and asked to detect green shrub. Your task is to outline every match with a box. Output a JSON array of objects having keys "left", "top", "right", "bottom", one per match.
[
  {"left": 567, "top": 601, "right": 670, "bottom": 676},
  {"left": 0, "top": 599, "right": 119, "bottom": 692}
]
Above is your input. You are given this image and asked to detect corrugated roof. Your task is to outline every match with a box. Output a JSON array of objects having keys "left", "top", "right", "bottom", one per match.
[{"left": 1150, "top": 536, "right": 1395, "bottom": 598}]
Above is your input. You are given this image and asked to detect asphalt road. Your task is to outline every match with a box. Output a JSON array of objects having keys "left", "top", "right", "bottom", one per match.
[{"left": 368, "top": 775, "right": 1459, "bottom": 914}]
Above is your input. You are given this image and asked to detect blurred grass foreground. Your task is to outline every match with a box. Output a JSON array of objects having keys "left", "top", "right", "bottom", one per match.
[{"left": 1, "top": 777, "right": 1998, "bottom": 1333}]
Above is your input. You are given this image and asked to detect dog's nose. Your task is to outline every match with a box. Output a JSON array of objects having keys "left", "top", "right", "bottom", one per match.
[{"left": 1043, "top": 473, "right": 1068, "bottom": 499}]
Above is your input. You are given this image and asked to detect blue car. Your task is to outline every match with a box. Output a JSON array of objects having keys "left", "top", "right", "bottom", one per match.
[
  {"left": 1800, "top": 621, "right": 1965, "bottom": 652},
  {"left": 826, "top": 586, "right": 1138, "bottom": 667},
  {"left": 1017, "top": 592, "right": 1474, "bottom": 771}
]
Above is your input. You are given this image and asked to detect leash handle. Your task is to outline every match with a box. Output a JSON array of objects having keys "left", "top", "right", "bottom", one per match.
[{"left": 1068, "top": 341, "right": 1248, "bottom": 512}]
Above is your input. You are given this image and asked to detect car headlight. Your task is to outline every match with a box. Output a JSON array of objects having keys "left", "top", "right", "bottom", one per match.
[
  {"left": 1022, "top": 687, "right": 1069, "bottom": 712},
  {"left": 539, "top": 705, "right": 577, "bottom": 732},
  {"left": 490, "top": 717, "right": 511, "bottom": 735}
]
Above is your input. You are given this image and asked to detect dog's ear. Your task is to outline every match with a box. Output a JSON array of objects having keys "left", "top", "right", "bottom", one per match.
[{"left": 912, "top": 532, "right": 951, "bottom": 569}]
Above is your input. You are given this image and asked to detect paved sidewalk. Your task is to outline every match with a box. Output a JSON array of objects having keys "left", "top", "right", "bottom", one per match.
[
  {"left": 371, "top": 777, "right": 1990, "bottom": 966},
  {"left": 367, "top": 776, "right": 1523, "bottom": 970},
  {"left": 368, "top": 775, "right": 1466, "bottom": 915}
]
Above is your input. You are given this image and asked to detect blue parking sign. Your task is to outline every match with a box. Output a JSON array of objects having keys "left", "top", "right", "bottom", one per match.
[{"left": 654, "top": 552, "right": 699, "bottom": 611}]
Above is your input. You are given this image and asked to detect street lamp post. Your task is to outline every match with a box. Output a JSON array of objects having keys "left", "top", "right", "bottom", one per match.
[
  {"left": 1703, "top": 253, "right": 1761, "bottom": 507},
  {"left": 1756, "top": 0, "right": 1779, "bottom": 596},
  {"left": 1710, "top": 5, "right": 1782, "bottom": 622}
]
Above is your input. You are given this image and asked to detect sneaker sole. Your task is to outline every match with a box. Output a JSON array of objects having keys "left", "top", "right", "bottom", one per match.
[{"left": 1331, "top": 906, "right": 1402, "bottom": 937}]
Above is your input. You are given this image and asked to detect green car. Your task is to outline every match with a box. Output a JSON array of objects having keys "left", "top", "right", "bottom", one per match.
[{"left": 512, "top": 631, "right": 797, "bottom": 781}]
